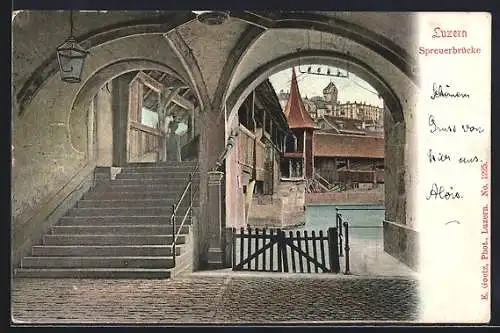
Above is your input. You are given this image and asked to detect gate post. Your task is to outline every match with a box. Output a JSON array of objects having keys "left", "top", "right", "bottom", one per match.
[
  {"left": 223, "top": 227, "right": 233, "bottom": 268},
  {"left": 206, "top": 171, "right": 224, "bottom": 269},
  {"left": 280, "top": 230, "right": 289, "bottom": 273},
  {"left": 276, "top": 228, "right": 283, "bottom": 272},
  {"left": 327, "top": 227, "right": 341, "bottom": 273},
  {"left": 343, "top": 221, "right": 351, "bottom": 275}
]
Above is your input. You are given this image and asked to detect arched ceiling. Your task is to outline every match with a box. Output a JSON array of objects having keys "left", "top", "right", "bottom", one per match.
[{"left": 13, "top": 11, "right": 418, "bottom": 119}]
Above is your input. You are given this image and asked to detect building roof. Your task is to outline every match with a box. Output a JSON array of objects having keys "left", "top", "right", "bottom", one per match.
[
  {"left": 322, "top": 115, "right": 365, "bottom": 134},
  {"left": 323, "top": 81, "right": 337, "bottom": 93},
  {"left": 283, "top": 68, "right": 319, "bottom": 130},
  {"left": 314, "top": 132, "right": 384, "bottom": 159},
  {"left": 255, "top": 79, "right": 291, "bottom": 131}
]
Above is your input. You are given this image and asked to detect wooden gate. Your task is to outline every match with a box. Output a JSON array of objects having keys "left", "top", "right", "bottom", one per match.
[{"left": 231, "top": 227, "right": 340, "bottom": 273}]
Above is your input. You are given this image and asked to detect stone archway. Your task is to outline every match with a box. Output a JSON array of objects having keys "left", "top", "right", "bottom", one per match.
[
  {"left": 225, "top": 49, "right": 404, "bottom": 126},
  {"left": 222, "top": 49, "right": 414, "bottom": 269},
  {"left": 69, "top": 58, "right": 190, "bottom": 155},
  {"left": 15, "top": 11, "right": 197, "bottom": 115}
]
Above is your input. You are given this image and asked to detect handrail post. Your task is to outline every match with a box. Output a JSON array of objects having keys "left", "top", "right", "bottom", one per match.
[
  {"left": 337, "top": 211, "right": 343, "bottom": 257},
  {"left": 172, "top": 204, "right": 176, "bottom": 267},
  {"left": 343, "top": 221, "right": 351, "bottom": 275},
  {"left": 335, "top": 208, "right": 340, "bottom": 230}
]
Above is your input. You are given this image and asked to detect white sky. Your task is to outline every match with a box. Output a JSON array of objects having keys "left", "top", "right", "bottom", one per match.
[{"left": 269, "top": 66, "right": 384, "bottom": 108}]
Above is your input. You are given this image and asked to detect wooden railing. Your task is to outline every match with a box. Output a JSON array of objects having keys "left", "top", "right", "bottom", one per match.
[
  {"left": 238, "top": 124, "right": 254, "bottom": 169},
  {"left": 338, "top": 170, "right": 384, "bottom": 184},
  {"left": 238, "top": 124, "right": 266, "bottom": 178},
  {"left": 255, "top": 140, "right": 265, "bottom": 176},
  {"left": 128, "top": 122, "right": 162, "bottom": 162}
]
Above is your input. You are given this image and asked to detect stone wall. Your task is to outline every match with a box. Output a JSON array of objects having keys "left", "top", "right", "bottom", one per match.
[
  {"left": 383, "top": 220, "right": 419, "bottom": 271},
  {"left": 247, "top": 197, "right": 282, "bottom": 228},
  {"left": 384, "top": 108, "right": 406, "bottom": 226},
  {"left": 279, "top": 182, "right": 306, "bottom": 228},
  {"left": 305, "top": 189, "right": 385, "bottom": 206},
  {"left": 11, "top": 163, "right": 96, "bottom": 270},
  {"left": 12, "top": 33, "right": 189, "bottom": 241},
  {"left": 382, "top": 104, "right": 419, "bottom": 269},
  {"left": 247, "top": 181, "right": 306, "bottom": 229},
  {"left": 95, "top": 85, "right": 114, "bottom": 166}
]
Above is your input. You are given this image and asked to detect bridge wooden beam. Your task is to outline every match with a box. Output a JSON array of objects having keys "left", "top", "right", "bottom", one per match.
[
  {"left": 162, "top": 86, "right": 182, "bottom": 113},
  {"left": 171, "top": 91, "right": 195, "bottom": 111}
]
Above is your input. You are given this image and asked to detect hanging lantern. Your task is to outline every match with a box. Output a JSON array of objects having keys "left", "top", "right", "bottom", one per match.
[
  {"left": 194, "top": 11, "right": 230, "bottom": 25},
  {"left": 56, "top": 11, "right": 89, "bottom": 83}
]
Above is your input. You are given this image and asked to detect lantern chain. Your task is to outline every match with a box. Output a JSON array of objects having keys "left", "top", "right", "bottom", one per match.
[{"left": 70, "top": 10, "right": 74, "bottom": 37}]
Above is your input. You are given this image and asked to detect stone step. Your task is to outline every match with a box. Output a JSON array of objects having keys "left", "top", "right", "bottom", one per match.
[
  {"left": 76, "top": 199, "right": 199, "bottom": 209},
  {"left": 32, "top": 245, "right": 180, "bottom": 257},
  {"left": 124, "top": 161, "right": 198, "bottom": 168},
  {"left": 115, "top": 172, "right": 200, "bottom": 180},
  {"left": 83, "top": 191, "right": 197, "bottom": 200},
  {"left": 108, "top": 179, "right": 198, "bottom": 186},
  {"left": 51, "top": 225, "right": 190, "bottom": 235},
  {"left": 21, "top": 256, "right": 175, "bottom": 269},
  {"left": 43, "top": 234, "right": 184, "bottom": 246},
  {"left": 14, "top": 268, "right": 172, "bottom": 279},
  {"left": 121, "top": 167, "right": 198, "bottom": 173},
  {"left": 93, "top": 183, "right": 198, "bottom": 192},
  {"left": 65, "top": 207, "right": 190, "bottom": 217},
  {"left": 57, "top": 216, "right": 190, "bottom": 225}
]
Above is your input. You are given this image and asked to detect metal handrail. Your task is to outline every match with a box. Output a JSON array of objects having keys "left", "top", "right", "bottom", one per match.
[
  {"left": 212, "top": 129, "right": 239, "bottom": 171},
  {"left": 173, "top": 163, "right": 199, "bottom": 215},
  {"left": 174, "top": 205, "right": 192, "bottom": 243},
  {"left": 173, "top": 180, "right": 191, "bottom": 216},
  {"left": 174, "top": 179, "right": 200, "bottom": 245},
  {"left": 171, "top": 162, "right": 199, "bottom": 266}
]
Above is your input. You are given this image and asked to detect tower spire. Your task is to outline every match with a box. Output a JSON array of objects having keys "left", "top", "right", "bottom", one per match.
[{"left": 283, "top": 67, "right": 318, "bottom": 129}]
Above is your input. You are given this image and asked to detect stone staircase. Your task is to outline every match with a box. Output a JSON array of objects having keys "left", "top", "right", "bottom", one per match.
[{"left": 14, "top": 161, "right": 199, "bottom": 279}]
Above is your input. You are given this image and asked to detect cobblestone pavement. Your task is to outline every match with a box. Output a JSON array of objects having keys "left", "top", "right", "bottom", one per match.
[{"left": 11, "top": 274, "right": 421, "bottom": 324}]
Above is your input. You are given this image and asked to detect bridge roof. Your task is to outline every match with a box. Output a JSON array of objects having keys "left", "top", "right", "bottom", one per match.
[{"left": 314, "top": 132, "right": 384, "bottom": 159}]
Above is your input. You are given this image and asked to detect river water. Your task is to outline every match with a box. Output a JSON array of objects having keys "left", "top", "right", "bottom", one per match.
[{"left": 296, "top": 204, "right": 385, "bottom": 240}]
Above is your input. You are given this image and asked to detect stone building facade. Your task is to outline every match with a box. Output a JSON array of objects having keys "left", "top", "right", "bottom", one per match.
[{"left": 278, "top": 81, "right": 383, "bottom": 123}]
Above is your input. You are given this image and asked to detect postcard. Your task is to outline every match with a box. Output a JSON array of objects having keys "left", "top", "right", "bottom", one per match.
[{"left": 11, "top": 10, "right": 491, "bottom": 325}]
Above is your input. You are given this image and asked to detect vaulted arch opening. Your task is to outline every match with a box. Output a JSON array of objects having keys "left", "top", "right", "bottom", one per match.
[
  {"left": 223, "top": 48, "right": 416, "bottom": 270},
  {"left": 70, "top": 59, "right": 200, "bottom": 166}
]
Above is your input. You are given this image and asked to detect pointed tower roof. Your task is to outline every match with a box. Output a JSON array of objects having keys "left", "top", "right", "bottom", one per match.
[
  {"left": 283, "top": 68, "right": 319, "bottom": 130},
  {"left": 323, "top": 80, "right": 337, "bottom": 93}
]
